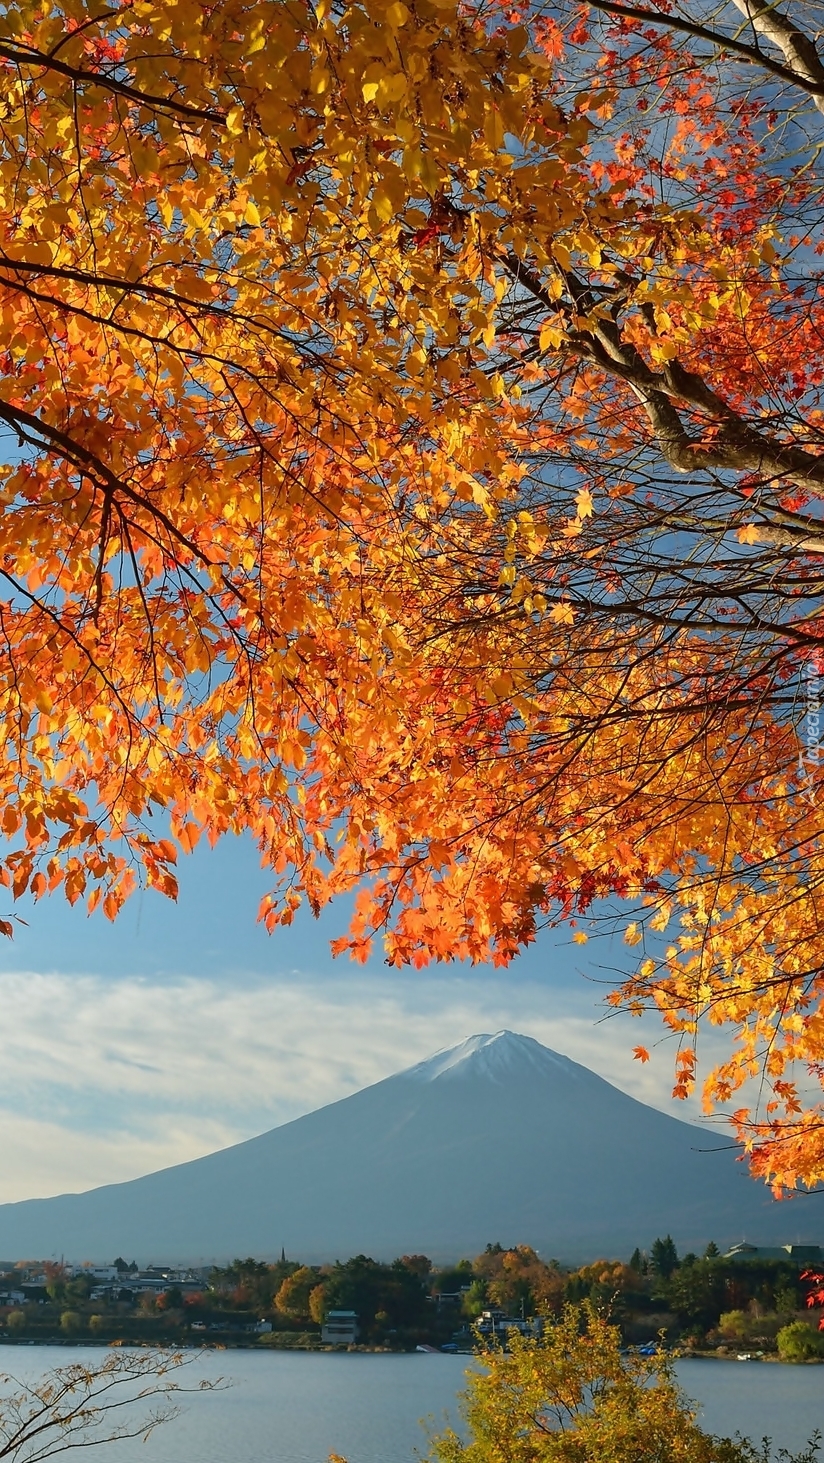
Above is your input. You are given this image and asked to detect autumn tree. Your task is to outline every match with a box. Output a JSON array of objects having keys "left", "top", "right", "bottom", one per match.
[
  {"left": 4, "top": 0, "right": 824, "bottom": 1191},
  {"left": 474, "top": 1246, "right": 565, "bottom": 1318},
  {"left": 308, "top": 1283, "right": 327, "bottom": 1325},
  {"left": 209, "top": 1257, "right": 283, "bottom": 1312},
  {"left": 275, "top": 1266, "right": 320, "bottom": 1319},
  {"left": 425, "top": 1304, "right": 769, "bottom": 1463},
  {"left": 314, "top": 0, "right": 824, "bottom": 1197},
  {"left": 0, "top": 1350, "right": 212, "bottom": 1463},
  {"left": 155, "top": 1286, "right": 184, "bottom": 1312},
  {"left": 398, "top": 1255, "right": 433, "bottom": 1281}
]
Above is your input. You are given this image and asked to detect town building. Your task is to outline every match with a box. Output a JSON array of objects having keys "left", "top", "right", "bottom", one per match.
[
  {"left": 476, "top": 1309, "right": 535, "bottom": 1339},
  {"left": 321, "top": 1310, "right": 359, "bottom": 1345},
  {"left": 723, "top": 1243, "right": 823, "bottom": 1264}
]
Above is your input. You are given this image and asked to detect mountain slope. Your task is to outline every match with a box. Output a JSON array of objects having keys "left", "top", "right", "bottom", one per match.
[{"left": 0, "top": 1032, "right": 804, "bottom": 1263}]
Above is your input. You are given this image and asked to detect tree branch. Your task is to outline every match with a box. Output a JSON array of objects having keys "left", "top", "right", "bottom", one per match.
[
  {"left": 501, "top": 251, "right": 824, "bottom": 541},
  {"left": 0, "top": 38, "right": 224, "bottom": 124},
  {"left": 584, "top": 0, "right": 824, "bottom": 112},
  {"left": 731, "top": 0, "right": 824, "bottom": 115}
]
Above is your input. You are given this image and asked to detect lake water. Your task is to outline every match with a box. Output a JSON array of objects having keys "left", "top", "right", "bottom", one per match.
[{"left": 0, "top": 1348, "right": 820, "bottom": 1463}]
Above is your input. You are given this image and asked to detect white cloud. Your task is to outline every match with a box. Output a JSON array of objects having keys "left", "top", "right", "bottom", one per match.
[{"left": 0, "top": 968, "right": 734, "bottom": 1202}]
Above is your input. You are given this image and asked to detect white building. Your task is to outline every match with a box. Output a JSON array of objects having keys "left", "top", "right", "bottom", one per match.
[{"left": 321, "top": 1310, "right": 359, "bottom": 1345}]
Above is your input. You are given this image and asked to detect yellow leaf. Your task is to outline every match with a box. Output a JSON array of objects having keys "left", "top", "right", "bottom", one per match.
[
  {"left": 484, "top": 108, "right": 504, "bottom": 149},
  {"left": 737, "top": 524, "right": 761, "bottom": 544},
  {"left": 372, "top": 190, "right": 394, "bottom": 223},
  {"left": 418, "top": 151, "right": 441, "bottom": 194},
  {"left": 402, "top": 146, "right": 423, "bottom": 180},
  {"left": 385, "top": 1, "right": 409, "bottom": 25},
  {"left": 575, "top": 486, "right": 594, "bottom": 520},
  {"left": 244, "top": 200, "right": 261, "bottom": 227},
  {"left": 572, "top": 930, "right": 588, "bottom": 944},
  {"left": 377, "top": 72, "right": 408, "bottom": 105},
  {"left": 361, "top": 64, "right": 383, "bottom": 102},
  {"left": 539, "top": 321, "right": 563, "bottom": 351},
  {"left": 549, "top": 602, "right": 575, "bottom": 625}
]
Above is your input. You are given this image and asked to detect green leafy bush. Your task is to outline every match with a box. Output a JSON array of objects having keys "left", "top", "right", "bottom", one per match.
[{"left": 777, "top": 1321, "right": 824, "bottom": 1362}]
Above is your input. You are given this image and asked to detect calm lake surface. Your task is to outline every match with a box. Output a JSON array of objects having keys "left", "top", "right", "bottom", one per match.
[{"left": 0, "top": 1348, "right": 821, "bottom": 1463}]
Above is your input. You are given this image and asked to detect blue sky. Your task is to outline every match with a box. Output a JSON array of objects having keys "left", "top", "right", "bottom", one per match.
[{"left": 0, "top": 831, "right": 723, "bottom": 1204}]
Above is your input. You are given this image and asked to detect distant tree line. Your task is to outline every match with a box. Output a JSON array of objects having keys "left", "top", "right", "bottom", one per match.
[{"left": 0, "top": 1241, "right": 821, "bottom": 1353}]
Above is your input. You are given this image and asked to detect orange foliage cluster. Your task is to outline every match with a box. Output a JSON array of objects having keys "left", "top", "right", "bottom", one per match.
[{"left": 2, "top": 0, "right": 824, "bottom": 1190}]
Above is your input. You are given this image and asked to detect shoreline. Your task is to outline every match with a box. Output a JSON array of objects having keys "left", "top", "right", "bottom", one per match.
[{"left": 0, "top": 1338, "right": 819, "bottom": 1364}]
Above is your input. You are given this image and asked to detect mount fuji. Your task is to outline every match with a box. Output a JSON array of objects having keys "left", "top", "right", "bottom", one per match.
[{"left": 0, "top": 1031, "right": 807, "bottom": 1264}]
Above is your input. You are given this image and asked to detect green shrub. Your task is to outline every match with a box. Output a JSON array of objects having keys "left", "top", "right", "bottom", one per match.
[
  {"left": 60, "top": 1310, "right": 83, "bottom": 1336},
  {"left": 718, "top": 1311, "right": 749, "bottom": 1340},
  {"left": 777, "top": 1321, "right": 824, "bottom": 1362}
]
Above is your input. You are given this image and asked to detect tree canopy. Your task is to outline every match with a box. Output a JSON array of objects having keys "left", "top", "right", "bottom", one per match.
[
  {"left": 0, "top": 1349, "right": 205, "bottom": 1462},
  {"left": 425, "top": 1304, "right": 783, "bottom": 1463},
  {"left": 3, "top": 0, "right": 824, "bottom": 1189}
]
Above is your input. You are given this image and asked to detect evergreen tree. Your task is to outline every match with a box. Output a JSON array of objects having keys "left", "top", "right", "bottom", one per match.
[{"left": 650, "top": 1236, "right": 679, "bottom": 1279}]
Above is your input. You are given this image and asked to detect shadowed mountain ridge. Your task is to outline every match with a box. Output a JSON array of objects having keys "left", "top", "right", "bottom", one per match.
[{"left": 0, "top": 1031, "right": 802, "bottom": 1263}]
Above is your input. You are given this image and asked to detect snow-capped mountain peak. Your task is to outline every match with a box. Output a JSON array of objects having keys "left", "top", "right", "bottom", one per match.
[{"left": 401, "top": 1030, "right": 582, "bottom": 1085}]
